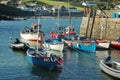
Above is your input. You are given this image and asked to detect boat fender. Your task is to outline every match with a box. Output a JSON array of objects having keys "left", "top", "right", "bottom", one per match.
[
  {"left": 77, "top": 44, "right": 81, "bottom": 48},
  {"left": 50, "top": 54, "right": 56, "bottom": 62},
  {"left": 50, "top": 56, "right": 54, "bottom": 62},
  {"left": 57, "top": 58, "right": 63, "bottom": 65},
  {"left": 39, "top": 36, "right": 44, "bottom": 42},
  {"left": 68, "top": 43, "right": 72, "bottom": 47}
]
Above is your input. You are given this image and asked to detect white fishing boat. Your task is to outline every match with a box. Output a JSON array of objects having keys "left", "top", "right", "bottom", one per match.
[
  {"left": 20, "top": 24, "right": 44, "bottom": 42},
  {"left": 43, "top": 39, "right": 64, "bottom": 51},
  {"left": 99, "top": 59, "right": 120, "bottom": 78},
  {"left": 95, "top": 39, "right": 110, "bottom": 50}
]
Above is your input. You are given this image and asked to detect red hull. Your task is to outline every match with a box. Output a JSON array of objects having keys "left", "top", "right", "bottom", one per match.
[{"left": 110, "top": 43, "right": 120, "bottom": 50}]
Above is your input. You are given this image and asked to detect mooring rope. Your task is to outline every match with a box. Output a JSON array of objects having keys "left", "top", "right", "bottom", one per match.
[{"left": 62, "top": 64, "right": 81, "bottom": 79}]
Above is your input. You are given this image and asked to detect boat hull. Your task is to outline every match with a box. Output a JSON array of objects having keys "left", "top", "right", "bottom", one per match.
[
  {"left": 20, "top": 32, "right": 42, "bottom": 41},
  {"left": 96, "top": 39, "right": 110, "bottom": 50},
  {"left": 44, "top": 43, "right": 64, "bottom": 51},
  {"left": 27, "top": 48, "right": 62, "bottom": 70},
  {"left": 96, "top": 43, "right": 110, "bottom": 50},
  {"left": 110, "top": 42, "right": 120, "bottom": 50},
  {"left": 50, "top": 31, "right": 76, "bottom": 41},
  {"left": 62, "top": 39, "right": 96, "bottom": 53},
  {"left": 10, "top": 43, "right": 29, "bottom": 50}
]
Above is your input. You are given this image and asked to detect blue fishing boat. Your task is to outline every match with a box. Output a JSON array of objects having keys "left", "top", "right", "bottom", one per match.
[
  {"left": 62, "top": 39, "right": 96, "bottom": 53},
  {"left": 27, "top": 18, "right": 63, "bottom": 70},
  {"left": 27, "top": 48, "right": 63, "bottom": 70}
]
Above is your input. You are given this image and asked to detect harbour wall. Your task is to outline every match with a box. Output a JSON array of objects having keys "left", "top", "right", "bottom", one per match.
[{"left": 80, "top": 17, "right": 120, "bottom": 40}]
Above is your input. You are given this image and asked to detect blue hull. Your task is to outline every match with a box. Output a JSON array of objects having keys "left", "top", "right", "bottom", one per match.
[
  {"left": 27, "top": 48, "right": 59, "bottom": 70},
  {"left": 72, "top": 42, "right": 96, "bottom": 53}
]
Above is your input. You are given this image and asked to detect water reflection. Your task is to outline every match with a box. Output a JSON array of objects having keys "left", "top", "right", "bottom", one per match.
[
  {"left": 111, "top": 50, "right": 120, "bottom": 62},
  {"left": 100, "top": 70, "right": 119, "bottom": 80},
  {"left": 31, "top": 66, "right": 61, "bottom": 80},
  {"left": 95, "top": 50, "right": 110, "bottom": 61}
]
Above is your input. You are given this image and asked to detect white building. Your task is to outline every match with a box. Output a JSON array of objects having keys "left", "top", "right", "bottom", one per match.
[{"left": 82, "top": 1, "right": 97, "bottom": 7}]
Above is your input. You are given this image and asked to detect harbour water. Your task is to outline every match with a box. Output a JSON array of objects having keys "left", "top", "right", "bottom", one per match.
[{"left": 0, "top": 17, "right": 120, "bottom": 80}]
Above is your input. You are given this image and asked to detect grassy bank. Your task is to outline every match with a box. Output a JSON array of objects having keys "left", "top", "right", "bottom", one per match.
[
  {"left": 39, "top": 0, "right": 83, "bottom": 10},
  {"left": 24, "top": 0, "right": 83, "bottom": 10}
]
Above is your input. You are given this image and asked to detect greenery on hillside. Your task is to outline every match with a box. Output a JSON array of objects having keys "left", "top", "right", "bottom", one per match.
[
  {"left": 0, "top": 0, "right": 119, "bottom": 10},
  {"left": 0, "top": 4, "right": 34, "bottom": 17}
]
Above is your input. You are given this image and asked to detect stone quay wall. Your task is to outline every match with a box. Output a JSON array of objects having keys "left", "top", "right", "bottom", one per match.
[{"left": 80, "top": 17, "right": 120, "bottom": 40}]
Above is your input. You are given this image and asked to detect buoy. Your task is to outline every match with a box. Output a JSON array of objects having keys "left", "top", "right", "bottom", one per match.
[
  {"left": 39, "top": 36, "right": 44, "bottom": 42},
  {"left": 57, "top": 58, "right": 63, "bottom": 65},
  {"left": 68, "top": 43, "right": 72, "bottom": 47}
]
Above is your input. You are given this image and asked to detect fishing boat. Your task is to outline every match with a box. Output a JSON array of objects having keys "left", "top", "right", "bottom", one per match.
[
  {"left": 20, "top": 24, "right": 44, "bottom": 42},
  {"left": 27, "top": 18, "right": 63, "bottom": 70},
  {"left": 10, "top": 38, "right": 29, "bottom": 51},
  {"left": 62, "top": 38, "right": 96, "bottom": 53},
  {"left": 50, "top": 26, "right": 76, "bottom": 41},
  {"left": 50, "top": 5, "right": 76, "bottom": 41},
  {"left": 110, "top": 41, "right": 120, "bottom": 50},
  {"left": 99, "top": 59, "right": 120, "bottom": 78},
  {"left": 110, "top": 37, "right": 120, "bottom": 50},
  {"left": 95, "top": 39, "right": 110, "bottom": 50},
  {"left": 43, "top": 39, "right": 64, "bottom": 51},
  {"left": 27, "top": 48, "right": 63, "bottom": 70}
]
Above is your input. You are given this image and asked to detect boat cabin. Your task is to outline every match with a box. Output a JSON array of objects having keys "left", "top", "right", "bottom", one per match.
[
  {"left": 32, "top": 24, "right": 41, "bottom": 30},
  {"left": 65, "top": 26, "right": 75, "bottom": 34}
]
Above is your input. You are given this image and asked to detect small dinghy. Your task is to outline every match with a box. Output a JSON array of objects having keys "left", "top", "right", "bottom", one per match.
[
  {"left": 99, "top": 59, "right": 120, "bottom": 78},
  {"left": 10, "top": 38, "right": 29, "bottom": 51}
]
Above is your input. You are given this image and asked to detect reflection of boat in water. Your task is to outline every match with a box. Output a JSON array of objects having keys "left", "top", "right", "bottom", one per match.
[
  {"left": 95, "top": 50, "right": 109, "bottom": 60},
  {"left": 31, "top": 66, "right": 61, "bottom": 80}
]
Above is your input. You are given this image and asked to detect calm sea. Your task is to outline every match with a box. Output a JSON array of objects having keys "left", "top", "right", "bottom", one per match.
[{"left": 0, "top": 17, "right": 120, "bottom": 80}]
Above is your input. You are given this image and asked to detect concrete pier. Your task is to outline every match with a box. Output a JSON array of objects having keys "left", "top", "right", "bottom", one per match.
[{"left": 80, "top": 17, "right": 120, "bottom": 40}]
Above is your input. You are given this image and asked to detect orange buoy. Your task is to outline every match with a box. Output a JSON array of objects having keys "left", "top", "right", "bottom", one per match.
[
  {"left": 68, "top": 43, "right": 72, "bottom": 47},
  {"left": 39, "top": 36, "right": 44, "bottom": 42}
]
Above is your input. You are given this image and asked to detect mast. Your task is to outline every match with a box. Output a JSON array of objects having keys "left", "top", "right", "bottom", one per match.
[
  {"left": 37, "top": 16, "right": 40, "bottom": 52},
  {"left": 67, "top": 0, "right": 71, "bottom": 39},
  {"left": 57, "top": 6, "right": 60, "bottom": 27},
  {"left": 68, "top": 0, "right": 71, "bottom": 27},
  {"left": 85, "top": 8, "right": 91, "bottom": 38},
  {"left": 89, "top": 8, "right": 96, "bottom": 39}
]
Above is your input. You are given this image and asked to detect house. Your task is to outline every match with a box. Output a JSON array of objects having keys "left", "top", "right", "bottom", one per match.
[
  {"left": 114, "top": 5, "right": 120, "bottom": 9},
  {"left": 82, "top": 1, "right": 97, "bottom": 7}
]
